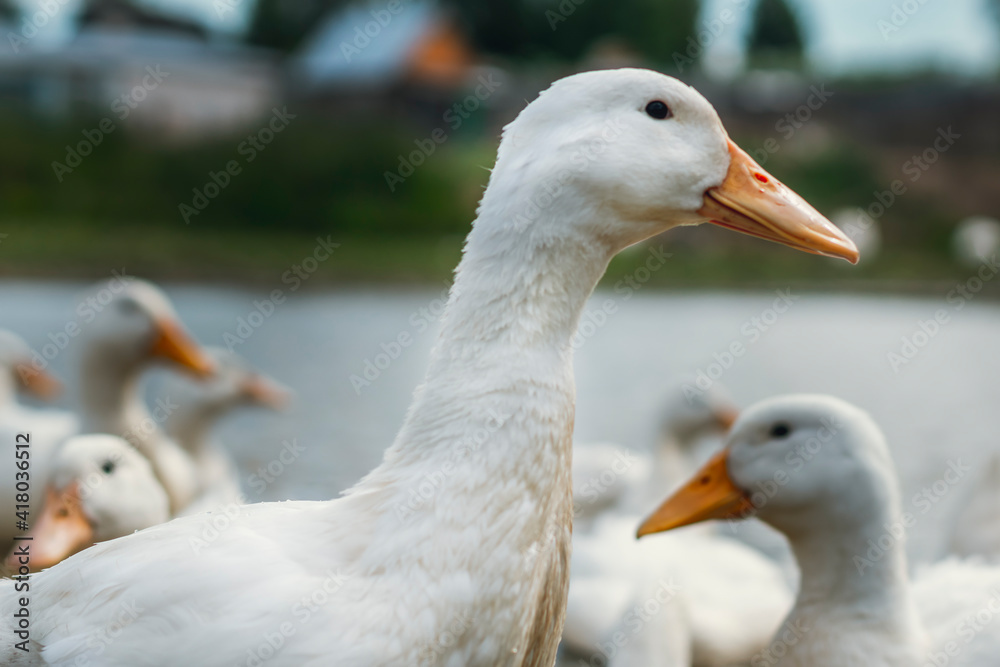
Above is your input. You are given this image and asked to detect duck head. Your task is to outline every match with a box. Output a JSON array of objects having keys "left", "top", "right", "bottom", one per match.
[
  {"left": 0, "top": 329, "right": 63, "bottom": 401},
  {"left": 491, "top": 68, "right": 858, "bottom": 262},
  {"left": 82, "top": 279, "right": 215, "bottom": 379},
  {"left": 6, "top": 434, "right": 169, "bottom": 572},
  {"left": 637, "top": 394, "right": 898, "bottom": 539}
]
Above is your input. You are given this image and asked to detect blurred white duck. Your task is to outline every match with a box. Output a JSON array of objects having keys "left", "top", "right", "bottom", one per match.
[
  {"left": 639, "top": 395, "right": 1000, "bottom": 666},
  {"left": 75, "top": 279, "right": 215, "bottom": 514},
  {"left": 572, "top": 380, "right": 738, "bottom": 529},
  {"left": 161, "top": 348, "right": 290, "bottom": 515},
  {"left": 949, "top": 451, "right": 1000, "bottom": 559},
  {"left": 0, "top": 329, "right": 65, "bottom": 411},
  {"left": 952, "top": 216, "right": 1000, "bottom": 268},
  {"left": 0, "top": 330, "right": 77, "bottom": 553},
  {"left": 5, "top": 434, "right": 168, "bottom": 572},
  {"left": 0, "top": 68, "right": 856, "bottom": 666},
  {"left": 564, "top": 512, "right": 794, "bottom": 667}
]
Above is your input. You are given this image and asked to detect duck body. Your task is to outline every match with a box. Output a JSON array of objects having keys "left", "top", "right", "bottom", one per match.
[{"left": 0, "top": 69, "right": 857, "bottom": 666}]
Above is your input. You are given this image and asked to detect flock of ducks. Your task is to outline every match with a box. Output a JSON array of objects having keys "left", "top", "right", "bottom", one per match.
[{"left": 0, "top": 68, "right": 997, "bottom": 666}]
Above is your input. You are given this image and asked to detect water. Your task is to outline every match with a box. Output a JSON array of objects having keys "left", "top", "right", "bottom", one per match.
[{"left": 3, "top": 280, "right": 999, "bottom": 564}]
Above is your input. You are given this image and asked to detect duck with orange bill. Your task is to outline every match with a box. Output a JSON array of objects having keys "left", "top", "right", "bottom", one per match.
[
  {"left": 0, "top": 69, "right": 856, "bottom": 666},
  {"left": 73, "top": 279, "right": 217, "bottom": 515},
  {"left": 5, "top": 434, "right": 169, "bottom": 573},
  {"left": 0, "top": 329, "right": 77, "bottom": 555},
  {"left": 638, "top": 395, "right": 1000, "bottom": 667}
]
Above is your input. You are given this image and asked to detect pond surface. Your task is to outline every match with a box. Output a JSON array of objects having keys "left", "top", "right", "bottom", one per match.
[{"left": 3, "top": 279, "right": 999, "bottom": 564}]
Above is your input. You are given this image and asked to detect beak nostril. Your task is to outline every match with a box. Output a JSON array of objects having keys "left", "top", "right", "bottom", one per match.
[
  {"left": 753, "top": 173, "right": 769, "bottom": 184},
  {"left": 700, "top": 475, "right": 711, "bottom": 486}
]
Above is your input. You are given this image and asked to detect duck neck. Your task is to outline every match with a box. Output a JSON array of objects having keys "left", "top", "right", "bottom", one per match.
[
  {"left": 347, "top": 198, "right": 623, "bottom": 660},
  {"left": 167, "top": 399, "right": 228, "bottom": 456},
  {"left": 780, "top": 501, "right": 925, "bottom": 660},
  {"left": 382, "top": 217, "right": 616, "bottom": 512},
  {"left": 79, "top": 354, "right": 149, "bottom": 441},
  {"left": 78, "top": 352, "right": 195, "bottom": 512}
]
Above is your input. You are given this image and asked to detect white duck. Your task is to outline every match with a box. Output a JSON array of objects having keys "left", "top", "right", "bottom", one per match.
[
  {"left": 638, "top": 394, "right": 1000, "bottom": 667},
  {"left": 0, "top": 330, "right": 77, "bottom": 554},
  {"left": 161, "top": 348, "right": 290, "bottom": 515},
  {"left": 572, "top": 379, "right": 738, "bottom": 529},
  {"left": 949, "top": 451, "right": 1000, "bottom": 559},
  {"left": 5, "top": 434, "right": 169, "bottom": 572},
  {"left": 0, "top": 68, "right": 856, "bottom": 666},
  {"left": 74, "top": 279, "right": 216, "bottom": 514}
]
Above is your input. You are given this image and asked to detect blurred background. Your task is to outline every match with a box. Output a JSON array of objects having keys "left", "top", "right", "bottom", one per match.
[
  {"left": 0, "top": 0, "right": 997, "bottom": 285},
  {"left": 2, "top": 0, "right": 1000, "bottom": 564}
]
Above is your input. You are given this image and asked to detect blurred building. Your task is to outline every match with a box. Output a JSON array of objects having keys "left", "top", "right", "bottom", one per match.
[{"left": 0, "top": 0, "right": 282, "bottom": 141}]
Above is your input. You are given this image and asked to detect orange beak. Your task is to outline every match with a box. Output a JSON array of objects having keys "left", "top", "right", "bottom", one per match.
[
  {"left": 636, "top": 450, "right": 755, "bottom": 538},
  {"left": 16, "top": 366, "right": 63, "bottom": 401},
  {"left": 7, "top": 483, "right": 94, "bottom": 572},
  {"left": 241, "top": 375, "right": 291, "bottom": 410},
  {"left": 700, "top": 139, "right": 859, "bottom": 264},
  {"left": 150, "top": 319, "right": 215, "bottom": 379}
]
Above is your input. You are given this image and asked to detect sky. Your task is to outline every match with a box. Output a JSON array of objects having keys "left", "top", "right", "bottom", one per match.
[{"left": 10, "top": 0, "right": 1000, "bottom": 77}]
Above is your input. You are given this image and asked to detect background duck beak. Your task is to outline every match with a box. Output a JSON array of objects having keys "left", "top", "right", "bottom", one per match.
[
  {"left": 7, "top": 483, "right": 94, "bottom": 572},
  {"left": 636, "top": 449, "right": 754, "bottom": 538},
  {"left": 241, "top": 375, "right": 292, "bottom": 410},
  {"left": 700, "top": 139, "right": 859, "bottom": 264},
  {"left": 150, "top": 319, "right": 216, "bottom": 379},
  {"left": 17, "top": 366, "right": 63, "bottom": 401}
]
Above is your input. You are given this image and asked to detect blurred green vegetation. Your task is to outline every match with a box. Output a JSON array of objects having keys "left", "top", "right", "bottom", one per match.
[{"left": 0, "top": 107, "right": 985, "bottom": 292}]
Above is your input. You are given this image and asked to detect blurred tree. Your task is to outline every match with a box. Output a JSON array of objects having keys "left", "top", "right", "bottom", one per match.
[
  {"left": 247, "top": 0, "right": 352, "bottom": 51},
  {"left": 0, "top": 0, "right": 18, "bottom": 21},
  {"left": 747, "top": 0, "right": 804, "bottom": 68},
  {"left": 444, "top": 0, "right": 699, "bottom": 65}
]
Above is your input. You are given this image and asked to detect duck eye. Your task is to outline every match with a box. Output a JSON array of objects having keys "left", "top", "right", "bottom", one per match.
[
  {"left": 769, "top": 423, "right": 791, "bottom": 439},
  {"left": 645, "top": 100, "right": 671, "bottom": 120},
  {"left": 101, "top": 461, "right": 115, "bottom": 474}
]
